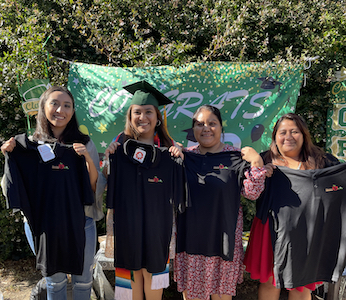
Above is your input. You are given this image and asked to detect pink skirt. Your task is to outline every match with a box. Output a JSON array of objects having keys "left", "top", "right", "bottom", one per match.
[{"left": 174, "top": 208, "right": 244, "bottom": 300}]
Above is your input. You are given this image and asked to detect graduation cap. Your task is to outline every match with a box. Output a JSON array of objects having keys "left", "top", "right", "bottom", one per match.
[
  {"left": 183, "top": 128, "right": 197, "bottom": 142},
  {"left": 123, "top": 80, "right": 173, "bottom": 107},
  {"left": 258, "top": 77, "right": 282, "bottom": 90}
]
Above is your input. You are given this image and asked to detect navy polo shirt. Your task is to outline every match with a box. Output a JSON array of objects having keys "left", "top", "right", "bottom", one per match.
[
  {"left": 3, "top": 134, "right": 94, "bottom": 277},
  {"left": 176, "top": 151, "right": 249, "bottom": 261},
  {"left": 106, "top": 139, "right": 189, "bottom": 273}
]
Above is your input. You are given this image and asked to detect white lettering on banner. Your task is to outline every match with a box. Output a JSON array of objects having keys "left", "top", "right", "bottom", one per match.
[
  {"left": 222, "top": 133, "right": 242, "bottom": 148},
  {"left": 210, "top": 90, "right": 268, "bottom": 120},
  {"left": 89, "top": 87, "right": 113, "bottom": 117},
  {"left": 210, "top": 92, "right": 231, "bottom": 110},
  {"left": 222, "top": 91, "right": 250, "bottom": 119},
  {"left": 108, "top": 90, "right": 131, "bottom": 114},
  {"left": 243, "top": 92, "right": 270, "bottom": 119},
  {"left": 161, "top": 90, "right": 179, "bottom": 118},
  {"left": 89, "top": 88, "right": 131, "bottom": 117},
  {"left": 88, "top": 88, "right": 270, "bottom": 122},
  {"left": 173, "top": 92, "right": 204, "bottom": 119}
]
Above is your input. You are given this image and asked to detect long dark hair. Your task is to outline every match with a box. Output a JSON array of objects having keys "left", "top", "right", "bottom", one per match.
[
  {"left": 123, "top": 105, "right": 173, "bottom": 147},
  {"left": 264, "top": 113, "right": 326, "bottom": 169},
  {"left": 33, "top": 86, "right": 90, "bottom": 145}
]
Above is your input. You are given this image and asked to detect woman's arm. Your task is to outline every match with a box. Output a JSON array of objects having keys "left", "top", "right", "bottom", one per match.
[
  {"left": 73, "top": 142, "right": 98, "bottom": 192},
  {"left": 240, "top": 146, "right": 266, "bottom": 200},
  {"left": 169, "top": 145, "right": 184, "bottom": 159},
  {"left": 241, "top": 166, "right": 267, "bottom": 200},
  {"left": 241, "top": 146, "right": 264, "bottom": 168}
]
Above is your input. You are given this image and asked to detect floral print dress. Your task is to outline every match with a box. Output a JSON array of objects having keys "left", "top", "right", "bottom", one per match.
[{"left": 174, "top": 144, "right": 266, "bottom": 300}]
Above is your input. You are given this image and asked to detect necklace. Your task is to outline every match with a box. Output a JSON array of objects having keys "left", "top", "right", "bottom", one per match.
[{"left": 279, "top": 157, "right": 302, "bottom": 169}]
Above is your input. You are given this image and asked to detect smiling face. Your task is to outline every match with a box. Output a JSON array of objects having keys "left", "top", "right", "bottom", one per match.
[
  {"left": 275, "top": 119, "right": 304, "bottom": 158},
  {"left": 44, "top": 91, "right": 74, "bottom": 133},
  {"left": 193, "top": 108, "right": 222, "bottom": 152},
  {"left": 130, "top": 104, "right": 158, "bottom": 139}
]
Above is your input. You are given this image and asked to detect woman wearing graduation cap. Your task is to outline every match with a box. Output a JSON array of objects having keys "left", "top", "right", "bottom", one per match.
[
  {"left": 103, "top": 80, "right": 184, "bottom": 300},
  {"left": 105, "top": 80, "right": 175, "bottom": 152}
]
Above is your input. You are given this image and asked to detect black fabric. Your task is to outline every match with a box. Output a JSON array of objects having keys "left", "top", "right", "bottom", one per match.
[
  {"left": 3, "top": 134, "right": 94, "bottom": 277},
  {"left": 255, "top": 152, "right": 340, "bottom": 223},
  {"left": 176, "top": 151, "right": 249, "bottom": 261},
  {"left": 106, "top": 139, "right": 189, "bottom": 273},
  {"left": 258, "top": 163, "right": 346, "bottom": 288}
]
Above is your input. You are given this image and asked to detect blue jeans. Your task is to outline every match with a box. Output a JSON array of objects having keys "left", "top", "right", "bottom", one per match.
[{"left": 25, "top": 217, "right": 96, "bottom": 300}]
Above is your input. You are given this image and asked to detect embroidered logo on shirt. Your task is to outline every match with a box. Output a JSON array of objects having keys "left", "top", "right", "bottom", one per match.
[
  {"left": 148, "top": 176, "right": 163, "bottom": 183},
  {"left": 325, "top": 184, "right": 343, "bottom": 192},
  {"left": 52, "top": 162, "right": 69, "bottom": 170},
  {"left": 213, "top": 163, "right": 229, "bottom": 170}
]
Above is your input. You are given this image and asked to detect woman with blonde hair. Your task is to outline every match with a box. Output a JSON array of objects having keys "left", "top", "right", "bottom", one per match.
[{"left": 104, "top": 80, "right": 185, "bottom": 300}]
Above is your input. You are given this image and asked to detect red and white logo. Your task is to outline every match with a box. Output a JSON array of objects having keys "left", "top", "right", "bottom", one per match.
[
  {"left": 133, "top": 148, "right": 146, "bottom": 163},
  {"left": 136, "top": 151, "right": 144, "bottom": 160}
]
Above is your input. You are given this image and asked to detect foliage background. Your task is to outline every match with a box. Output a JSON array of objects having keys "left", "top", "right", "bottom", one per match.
[{"left": 1, "top": 0, "right": 345, "bottom": 260}]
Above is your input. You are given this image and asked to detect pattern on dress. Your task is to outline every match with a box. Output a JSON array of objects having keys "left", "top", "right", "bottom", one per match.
[{"left": 174, "top": 144, "right": 266, "bottom": 300}]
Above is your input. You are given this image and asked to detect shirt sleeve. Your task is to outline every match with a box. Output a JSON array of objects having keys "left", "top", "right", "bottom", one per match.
[
  {"left": 105, "top": 153, "right": 116, "bottom": 209},
  {"left": 2, "top": 151, "right": 33, "bottom": 223},
  {"left": 172, "top": 157, "right": 191, "bottom": 213},
  {"left": 2, "top": 152, "right": 25, "bottom": 209},
  {"left": 78, "top": 153, "right": 95, "bottom": 206},
  {"left": 241, "top": 166, "right": 266, "bottom": 200},
  {"left": 85, "top": 139, "right": 105, "bottom": 221}
]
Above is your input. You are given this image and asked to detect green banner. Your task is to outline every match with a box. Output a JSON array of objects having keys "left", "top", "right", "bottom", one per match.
[
  {"left": 326, "top": 75, "right": 346, "bottom": 162},
  {"left": 67, "top": 62, "right": 303, "bottom": 153},
  {"left": 330, "top": 81, "right": 346, "bottom": 103},
  {"left": 19, "top": 79, "right": 51, "bottom": 116}
]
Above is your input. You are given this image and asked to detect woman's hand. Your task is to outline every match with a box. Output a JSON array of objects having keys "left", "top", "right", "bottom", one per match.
[
  {"left": 73, "top": 143, "right": 90, "bottom": 158},
  {"left": 241, "top": 146, "right": 263, "bottom": 168},
  {"left": 169, "top": 145, "right": 184, "bottom": 159},
  {"left": 73, "top": 143, "right": 98, "bottom": 192},
  {"left": 1, "top": 137, "right": 16, "bottom": 155},
  {"left": 264, "top": 163, "right": 276, "bottom": 177},
  {"left": 105, "top": 141, "right": 120, "bottom": 159},
  {"left": 102, "top": 141, "right": 120, "bottom": 178}
]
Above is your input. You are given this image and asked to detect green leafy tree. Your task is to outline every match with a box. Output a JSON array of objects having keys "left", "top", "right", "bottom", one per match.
[{"left": 1, "top": 0, "right": 345, "bottom": 260}]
